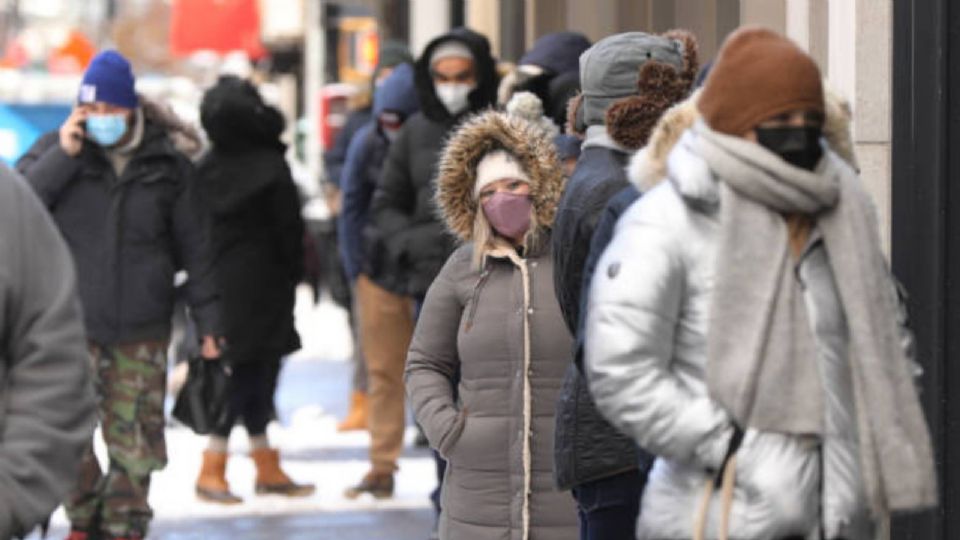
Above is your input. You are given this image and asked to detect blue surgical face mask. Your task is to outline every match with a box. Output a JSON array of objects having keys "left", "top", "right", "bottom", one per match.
[{"left": 86, "top": 113, "right": 128, "bottom": 147}]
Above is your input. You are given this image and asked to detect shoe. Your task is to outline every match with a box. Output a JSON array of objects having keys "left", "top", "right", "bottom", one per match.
[
  {"left": 344, "top": 470, "right": 395, "bottom": 500},
  {"left": 337, "top": 391, "right": 369, "bottom": 431},
  {"left": 65, "top": 530, "right": 97, "bottom": 540},
  {"left": 251, "top": 447, "right": 316, "bottom": 496},
  {"left": 195, "top": 450, "right": 243, "bottom": 504}
]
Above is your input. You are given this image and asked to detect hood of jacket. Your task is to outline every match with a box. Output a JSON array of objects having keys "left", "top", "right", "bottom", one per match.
[
  {"left": 436, "top": 110, "right": 565, "bottom": 242},
  {"left": 519, "top": 31, "right": 591, "bottom": 76},
  {"left": 200, "top": 75, "right": 286, "bottom": 154},
  {"left": 415, "top": 27, "right": 499, "bottom": 124},
  {"left": 629, "top": 81, "right": 858, "bottom": 195},
  {"left": 373, "top": 62, "right": 420, "bottom": 119}
]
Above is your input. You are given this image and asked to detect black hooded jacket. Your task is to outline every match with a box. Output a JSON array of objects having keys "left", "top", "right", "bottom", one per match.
[
  {"left": 370, "top": 28, "right": 499, "bottom": 298},
  {"left": 195, "top": 77, "right": 305, "bottom": 361},
  {"left": 17, "top": 114, "right": 219, "bottom": 346}
]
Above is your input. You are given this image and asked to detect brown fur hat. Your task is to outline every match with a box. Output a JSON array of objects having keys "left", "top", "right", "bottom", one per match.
[
  {"left": 606, "top": 29, "right": 699, "bottom": 150},
  {"left": 436, "top": 110, "right": 566, "bottom": 242}
]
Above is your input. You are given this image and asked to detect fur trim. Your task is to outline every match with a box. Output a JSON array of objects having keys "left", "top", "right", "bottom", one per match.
[
  {"left": 627, "top": 80, "right": 858, "bottom": 191},
  {"left": 141, "top": 94, "right": 205, "bottom": 159},
  {"left": 823, "top": 83, "right": 858, "bottom": 170},
  {"left": 627, "top": 91, "right": 700, "bottom": 191},
  {"left": 437, "top": 110, "right": 565, "bottom": 242},
  {"left": 607, "top": 29, "right": 699, "bottom": 150},
  {"left": 566, "top": 92, "right": 585, "bottom": 136}
]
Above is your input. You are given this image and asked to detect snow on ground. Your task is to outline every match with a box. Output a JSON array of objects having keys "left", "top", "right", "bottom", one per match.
[{"left": 31, "top": 291, "right": 437, "bottom": 539}]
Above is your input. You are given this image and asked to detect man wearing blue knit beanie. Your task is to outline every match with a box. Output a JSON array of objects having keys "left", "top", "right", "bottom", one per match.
[{"left": 16, "top": 50, "right": 223, "bottom": 540}]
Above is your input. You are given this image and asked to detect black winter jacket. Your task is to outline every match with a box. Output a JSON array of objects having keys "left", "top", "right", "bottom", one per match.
[
  {"left": 17, "top": 122, "right": 219, "bottom": 346},
  {"left": 370, "top": 28, "right": 499, "bottom": 298},
  {"left": 552, "top": 145, "right": 647, "bottom": 490},
  {"left": 195, "top": 148, "right": 303, "bottom": 361},
  {"left": 197, "top": 76, "right": 304, "bottom": 361}
]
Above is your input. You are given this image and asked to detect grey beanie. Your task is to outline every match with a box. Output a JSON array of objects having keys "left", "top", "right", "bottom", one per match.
[{"left": 579, "top": 32, "right": 685, "bottom": 127}]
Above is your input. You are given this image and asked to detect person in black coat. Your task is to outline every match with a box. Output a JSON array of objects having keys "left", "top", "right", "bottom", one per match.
[
  {"left": 17, "top": 50, "right": 221, "bottom": 540},
  {"left": 369, "top": 27, "right": 500, "bottom": 302},
  {"left": 192, "top": 75, "right": 314, "bottom": 504}
]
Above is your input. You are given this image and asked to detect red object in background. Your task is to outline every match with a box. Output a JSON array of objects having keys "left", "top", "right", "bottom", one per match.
[
  {"left": 318, "top": 84, "right": 357, "bottom": 151},
  {"left": 169, "top": 0, "right": 266, "bottom": 58},
  {"left": 47, "top": 30, "right": 96, "bottom": 74}
]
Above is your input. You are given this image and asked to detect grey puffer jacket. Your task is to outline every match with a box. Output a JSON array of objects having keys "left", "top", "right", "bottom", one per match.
[
  {"left": 585, "top": 129, "right": 889, "bottom": 539},
  {"left": 406, "top": 111, "right": 577, "bottom": 540},
  {"left": 0, "top": 166, "right": 95, "bottom": 538}
]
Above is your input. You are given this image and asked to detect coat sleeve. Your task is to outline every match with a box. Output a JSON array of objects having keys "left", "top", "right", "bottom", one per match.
[
  {"left": 171, "top": 159, "right": 221, "bottom": 337},
  {"left": 404, "top": 253, "right": 466, "bottom": 458},
  {"left": 15, "top": 132, "right": 81, "bottom": 209},
  {"left": 585, "top": 209, "right": 733, "bottom": 471},
  {"left": 271, "top": 166, "right": 306, "bottom": 285},
  {"left": 338, "top": 124, "right": 374, "bottom": 281},
  {"left": 0, "top": 170, "right": 95, "bottom": 539},
  {"left": 370, "top": 122, "right": 415, "bottom": 250},
  {"left": 574, "top": 186, "right": 641, "bottom": 373}
]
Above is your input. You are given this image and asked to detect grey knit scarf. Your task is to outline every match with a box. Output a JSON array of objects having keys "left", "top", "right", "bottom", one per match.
[{"left": 693, "top": 120, "right": 937, "bottom": 513}]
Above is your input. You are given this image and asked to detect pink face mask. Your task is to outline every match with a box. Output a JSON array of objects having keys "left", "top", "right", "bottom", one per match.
[{"left": 481, "top": 192, "right": 533, "bottom": 242}]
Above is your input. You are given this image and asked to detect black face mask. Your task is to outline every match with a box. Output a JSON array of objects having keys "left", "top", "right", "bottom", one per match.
[{"left": 755, "top": 126, "right": 824, "bottom": 171}]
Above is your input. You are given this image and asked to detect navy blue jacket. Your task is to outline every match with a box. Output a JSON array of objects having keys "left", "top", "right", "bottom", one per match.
[
  {"left": 338, "top": 62, "right": 420, "bottom": 286},
  {"left": 553, "top": 145, "right": 650, "bottom": 490}
]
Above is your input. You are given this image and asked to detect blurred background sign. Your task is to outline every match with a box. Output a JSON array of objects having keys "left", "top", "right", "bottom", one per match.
[{"left": 169, "top": 0, "right": 266, "bottom": 58}]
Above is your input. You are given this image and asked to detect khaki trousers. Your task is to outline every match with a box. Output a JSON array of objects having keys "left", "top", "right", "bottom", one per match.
[{"left": 356, "top": 275, "right": 415, "bottom": 473}]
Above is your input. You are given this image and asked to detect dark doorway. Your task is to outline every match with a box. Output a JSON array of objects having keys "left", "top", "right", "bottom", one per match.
[{"left": 891, "top": 0, "right": 960, "bottom": 537}]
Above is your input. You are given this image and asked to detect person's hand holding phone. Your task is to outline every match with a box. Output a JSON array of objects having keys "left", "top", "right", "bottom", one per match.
[{"left": 59, "top": 107, "right": 88, "bottom": 157}]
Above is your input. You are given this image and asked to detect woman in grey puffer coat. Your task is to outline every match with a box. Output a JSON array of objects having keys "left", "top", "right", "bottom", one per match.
[
  {"left": 405, "top": 110, "right": 578, "bottom": 540},
  {"left": 586, "top": 28, "right": 936, "bottom": 540}
]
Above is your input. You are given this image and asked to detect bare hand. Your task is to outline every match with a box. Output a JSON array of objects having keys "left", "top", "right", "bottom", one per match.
[
  {"left": 201, "top": 335, "right": 222, "bottom": 360},
  {"left": 59, "top": 108, "right": 88, "bottom": 157}
]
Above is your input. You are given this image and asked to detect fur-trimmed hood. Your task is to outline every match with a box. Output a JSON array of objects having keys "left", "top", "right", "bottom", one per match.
[
  {"left": 628, "top": 81, "right": 858, "bottom": 191},
  {"left": 140, "top": 94, "right": 205, "bottom": 159},
  {"left": 436, "top": 110, "right": 565, "bottom": 242}
]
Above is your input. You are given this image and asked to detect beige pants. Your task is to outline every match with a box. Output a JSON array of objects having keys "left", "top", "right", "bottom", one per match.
[{"left": 356, "top": 275, "right": 415, "bottom": 473}]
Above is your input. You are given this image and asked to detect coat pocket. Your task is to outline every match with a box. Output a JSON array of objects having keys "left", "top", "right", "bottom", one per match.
[
  {"left": 732, "top": 430, "right": 820, "bottom": 535},
  {"left": 445, "top": 413, "right": 507, "bottom": 472}
]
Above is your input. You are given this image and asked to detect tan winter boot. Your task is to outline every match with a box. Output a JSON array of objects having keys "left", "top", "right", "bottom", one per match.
[
  {"left": 337, "top": 391, "right": 369, "bottom": 432},
  {"left": 251, "top": 448, "right": 316, "bottom": 496},
  {"left": 196, "top": 450, "right": 243, "bottom": 504}
]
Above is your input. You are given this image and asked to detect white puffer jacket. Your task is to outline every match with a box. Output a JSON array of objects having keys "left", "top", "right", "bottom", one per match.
[{"left": 585, "top": 129, "right": 890, "bottom": 540}]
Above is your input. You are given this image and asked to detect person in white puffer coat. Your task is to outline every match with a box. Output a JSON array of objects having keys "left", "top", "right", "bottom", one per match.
[{"left": 585, "top": 27, "right": 937, "bottom": 540}]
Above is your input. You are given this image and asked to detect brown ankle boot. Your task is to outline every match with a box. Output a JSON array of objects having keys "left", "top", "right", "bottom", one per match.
[
  {"left": 196, "top": 450, "right": 243, "bottom": 504},
  {"left": 344, "top": 470, "right": 394, "bottom": 500},
  {"left": 251, "top": 448, "right": 316, "bottom": 496},
  {"left": 337, "top": 391, "right": 369, "bottom": 432}
]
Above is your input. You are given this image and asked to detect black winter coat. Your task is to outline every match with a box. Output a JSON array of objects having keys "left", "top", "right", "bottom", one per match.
[
  {"left": 195, "top": 149, "right": 303, "bottom": 361},
  {"left": 17, "top": 123, "right": 219, "bottom": 346},
  {"left": 552, "top": 146, "right": 647, "bottom": 490},
  {"left": 370, "top": 28, "right": 499, "bottom": 298}
]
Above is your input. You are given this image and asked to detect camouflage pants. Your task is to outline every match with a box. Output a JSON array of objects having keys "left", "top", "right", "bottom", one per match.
[{"left": 65, "top": 341, "right": 168, "bottom": 538}]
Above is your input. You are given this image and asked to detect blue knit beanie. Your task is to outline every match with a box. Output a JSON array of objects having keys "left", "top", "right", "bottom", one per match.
[{"left": 78, "top": 50, "right": 138, "bottom": 109}]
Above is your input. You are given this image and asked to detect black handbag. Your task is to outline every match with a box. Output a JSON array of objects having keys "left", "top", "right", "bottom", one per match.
[{"left": 172, "top": 356, "right": 232, "bottom": 435}]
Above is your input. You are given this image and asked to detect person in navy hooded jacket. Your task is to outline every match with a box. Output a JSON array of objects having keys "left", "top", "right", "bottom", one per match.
[{"left": 339, "top": 62, "right": 422, "bottom": 499}]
